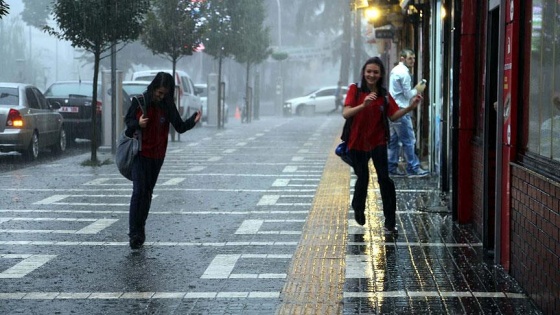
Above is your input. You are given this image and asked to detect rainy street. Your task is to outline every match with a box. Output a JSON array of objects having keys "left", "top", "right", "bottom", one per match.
[
  {"left": 0, "top": 116, "right": 542, "bottom": 314},
  {"left": 0, "top": 116, "right": 337, "bottom": 314}
]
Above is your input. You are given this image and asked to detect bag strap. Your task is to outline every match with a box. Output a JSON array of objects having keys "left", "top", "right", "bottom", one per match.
[
  {"left": 133, "top": 95, "right": 147, "bottom": 115},
  {"left": 340, "top": 83, "right": 360, "bottom": 142}
]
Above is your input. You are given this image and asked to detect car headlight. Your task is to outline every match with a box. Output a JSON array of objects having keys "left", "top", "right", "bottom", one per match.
[{"left": 283, "top": 102, "right": 292, "bottom": 109}]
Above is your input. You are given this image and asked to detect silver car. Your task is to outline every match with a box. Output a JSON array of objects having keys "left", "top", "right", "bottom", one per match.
[{"left": 0, "top": 83, "right": 66, "bottom": 160}]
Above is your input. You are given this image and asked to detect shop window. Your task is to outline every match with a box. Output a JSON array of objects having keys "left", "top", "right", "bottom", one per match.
[{"left": 528, "top": 0, "right": 560, "bottom": 162}]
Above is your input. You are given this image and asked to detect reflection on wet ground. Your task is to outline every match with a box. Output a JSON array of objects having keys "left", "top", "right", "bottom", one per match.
[{"left": 343, "top": 175, "right": 542, "bottom": 314}]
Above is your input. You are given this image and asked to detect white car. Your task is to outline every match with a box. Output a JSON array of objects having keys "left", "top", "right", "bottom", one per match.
[
  {"left": 122, "top": 80, "right": 150, "bottom": 100},
  {"left": 194, "top": 83, "right": 229, "bottom": 123},
  {"left": 131, "top": 70, "right": 201, "bottom": 120},
  {"left": 283, "top": 86, "right": 348, "bottom": 116}
]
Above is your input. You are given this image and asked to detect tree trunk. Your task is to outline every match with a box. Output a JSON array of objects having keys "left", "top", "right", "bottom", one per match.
[
  {"left": 339, "top": 3, "right": 352, "bottom": 86},
  {"left": 90, "top": 48, "right": 100, "bottom": 164},
  {"left": 245, "top": 62, "right": 251, "bottom": 123}
]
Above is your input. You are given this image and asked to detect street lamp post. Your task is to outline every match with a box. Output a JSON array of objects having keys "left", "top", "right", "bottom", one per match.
[
  {"left": 275, "top": 0, "right": 283, "bottom": 117},
  {"left": 276, "top": 0, "right": 281, "bottom": 47}
]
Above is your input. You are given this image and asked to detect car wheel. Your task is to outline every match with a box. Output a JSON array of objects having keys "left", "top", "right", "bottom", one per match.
[
  {"left": 51, "top": 128, "right": 67, "bottom": 154},
  {"left": 296, "top": 104, "right": 306, "bottom": 116},
  {"left": 23, "top": 131, "right": 39, "bottom": 161}
]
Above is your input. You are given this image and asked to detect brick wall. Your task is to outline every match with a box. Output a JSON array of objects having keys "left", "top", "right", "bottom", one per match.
[{"left": 510, "top": 164, "right": 560, "bottom": 314}]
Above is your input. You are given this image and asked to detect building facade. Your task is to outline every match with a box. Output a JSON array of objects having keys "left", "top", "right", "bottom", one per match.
[{"left": 390, "top": 0, "right": 559, "bottom": 313}]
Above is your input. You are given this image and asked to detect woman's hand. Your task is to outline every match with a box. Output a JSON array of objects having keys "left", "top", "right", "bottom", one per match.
[
  {"left": 409, "top": 94, "right": 423, "bottom": 109},
  {"left": 193, "top": 110, "right": 202, "bottom": 123},
  {"left": 139, "top": 115, "right": 149, "bottom": 128},
  {"left": 363, "top": 92, "right": 378, "bottom": 107}
]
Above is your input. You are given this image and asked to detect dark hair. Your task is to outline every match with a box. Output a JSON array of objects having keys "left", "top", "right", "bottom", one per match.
[
  {"left": 359, "top": 56, "right": 387, "bottom": 96},
  {"left": 146, "top": 72, "right": 175, "bottom": 106}
]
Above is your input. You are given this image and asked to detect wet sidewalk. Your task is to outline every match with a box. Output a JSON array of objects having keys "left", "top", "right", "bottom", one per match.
[{"left": 276, "top": 139, "right": 543, "bottom": 315}]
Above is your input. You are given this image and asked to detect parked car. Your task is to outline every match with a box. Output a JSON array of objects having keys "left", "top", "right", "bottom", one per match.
[
  {"left": 283, "top": 86, "right": 349, "bottom": 116},
  {"left": 194, "top": 83, "right": 229, "bottom": 123},
  {"left": 0, "top": 82, "right": 66, "bottom": 160},
  {"left": 122, "top": 80, "right": 150, "bottom": 100},
  {"left": 131, "top": 70, "right": 200, "bottom": 121},
  {"left": 43, "top": 81, "right": 131, "bottom": 144}
]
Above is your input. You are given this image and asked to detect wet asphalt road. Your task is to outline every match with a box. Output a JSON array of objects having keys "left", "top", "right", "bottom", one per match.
[
  {"left": 0, "top": 139, "right": 92, "bottom": 173},
  {"left": 0, "top": 115, "right": 338, "bottom": 314}
]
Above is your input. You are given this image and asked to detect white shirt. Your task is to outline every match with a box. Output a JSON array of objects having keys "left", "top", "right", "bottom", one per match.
[{"left": 389, "top": 62, "right": 418, "bottom": 109}]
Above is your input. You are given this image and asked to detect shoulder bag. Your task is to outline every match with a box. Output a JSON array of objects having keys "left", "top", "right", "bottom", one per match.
[{"left": 116, "top": 96, "right": 145, "bottom": 181}]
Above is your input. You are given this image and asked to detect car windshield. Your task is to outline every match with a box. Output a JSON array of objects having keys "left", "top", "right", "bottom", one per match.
[
  {"left": 0, "top": 87, "right": 19, "bottom": 105},
  {"left": 196, "top": 86, "right": 208, "bottom": 97},
  {"left": 134, "top": 75, "right": 156, "bottom": 82},
  {"left": 123, "top": 84, "right": 147, "bottom": 96},
  {"left": 304, "top": 89, "right": 320, "bottom": 96},
  {"left": 44, "top": 83, "right": 97, "bottom": 97}
]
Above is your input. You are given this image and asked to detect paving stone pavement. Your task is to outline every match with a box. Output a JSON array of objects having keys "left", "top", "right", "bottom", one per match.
[{"left": 277, "top": 126, "right": 544, "bottom": 315}]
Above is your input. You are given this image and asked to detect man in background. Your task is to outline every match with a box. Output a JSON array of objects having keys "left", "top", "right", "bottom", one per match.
[
  {"left": 388, "top": 49, "right": 429, "bottom": 178},
  {"left": 328, "top": 81, "right": 343, "bottom": 115}
]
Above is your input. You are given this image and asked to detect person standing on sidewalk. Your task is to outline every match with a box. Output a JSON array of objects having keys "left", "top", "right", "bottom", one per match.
[
  {"left": 388, "top": 49, "right": 429, "bottom": 178},
  {"left": 328, "top": 81, "right": 343, "bottom": 115},
  {"left": 343, "top": 56, "right": 423, "bottom": 232},
  {"left": 124, "top": 72, "right": 201, "bottom": 249}
]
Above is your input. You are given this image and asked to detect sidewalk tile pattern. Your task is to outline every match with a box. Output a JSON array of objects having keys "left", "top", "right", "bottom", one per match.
[{"left": 277, "top": 137, "right": 543, "bottom": 315}]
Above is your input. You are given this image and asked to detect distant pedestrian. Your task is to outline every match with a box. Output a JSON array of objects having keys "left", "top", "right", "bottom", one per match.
[
  {"left": 328, "top": 81, "right": 344, "bottom": 115},
  {"left": 388, "top": 49, "right": 429, "bottom": 178},
  {"left": 343, "top": 56, "right": 423, "bottom": 232},
  {"left": 124, "top": 72, "right": 201, "bottom": 249}
]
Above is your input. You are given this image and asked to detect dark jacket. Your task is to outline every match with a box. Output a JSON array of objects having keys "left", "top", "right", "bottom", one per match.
[{"left": 124, "top": 93, "right": 197, "bottom": 159}]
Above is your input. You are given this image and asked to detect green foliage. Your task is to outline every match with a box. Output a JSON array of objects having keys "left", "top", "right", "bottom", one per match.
[
  {"left": 200, "top": 0, "right": 234, "bottom": 59},
  {"left": 46, "top": 0, "right": 149, "bottom": 162},
  {"left": 228, "top": 0, "right": 271, "bottom": 66},
  {"left": 0, "top": 1, "right": 9, "bottom": 18},
  {"left": 141, "top": 0, "right": 205, "bottom": 63},
  {"left": 45, "top": 0, "right": 149, "bottom": 54},
  {"left": 201, "top": 0, "right": 270, "bottom": 64},
  {"left": 21, "top": 0, "right": 52, "bottom": 27},
  {"left": 271, "top": 51, "right": 288, "bottom": 61}
]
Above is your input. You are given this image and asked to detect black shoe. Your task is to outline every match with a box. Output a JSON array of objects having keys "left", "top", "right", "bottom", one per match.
[
  {"left": 129, "top": 236, "right": 144, "bottom": 249},
  {"left": 354, "top": 210, "right": 366, "bottom": 226},
  {"left": 389, "top": 169, "right": 407, "bottom": 177}
]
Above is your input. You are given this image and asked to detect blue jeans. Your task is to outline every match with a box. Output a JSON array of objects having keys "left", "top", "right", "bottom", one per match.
[
  {"left": 388, "top": 114, "right": 421, "bottom": 173},
  {"left": 349, "top": 146, "right": 397, "bottom": 229},
  {"left": 129, "top": 155, "right": 164, "bottom": 239}
]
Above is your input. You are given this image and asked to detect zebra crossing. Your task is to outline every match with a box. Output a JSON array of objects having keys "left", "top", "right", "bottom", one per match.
[{"left": 0, "top": 117, "right": 336, "bottom": 313}]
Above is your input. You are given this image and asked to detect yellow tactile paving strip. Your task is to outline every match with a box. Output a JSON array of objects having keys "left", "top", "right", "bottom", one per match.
[{"left": 276, "top": 138, "right": 351, "bottom": 315}]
